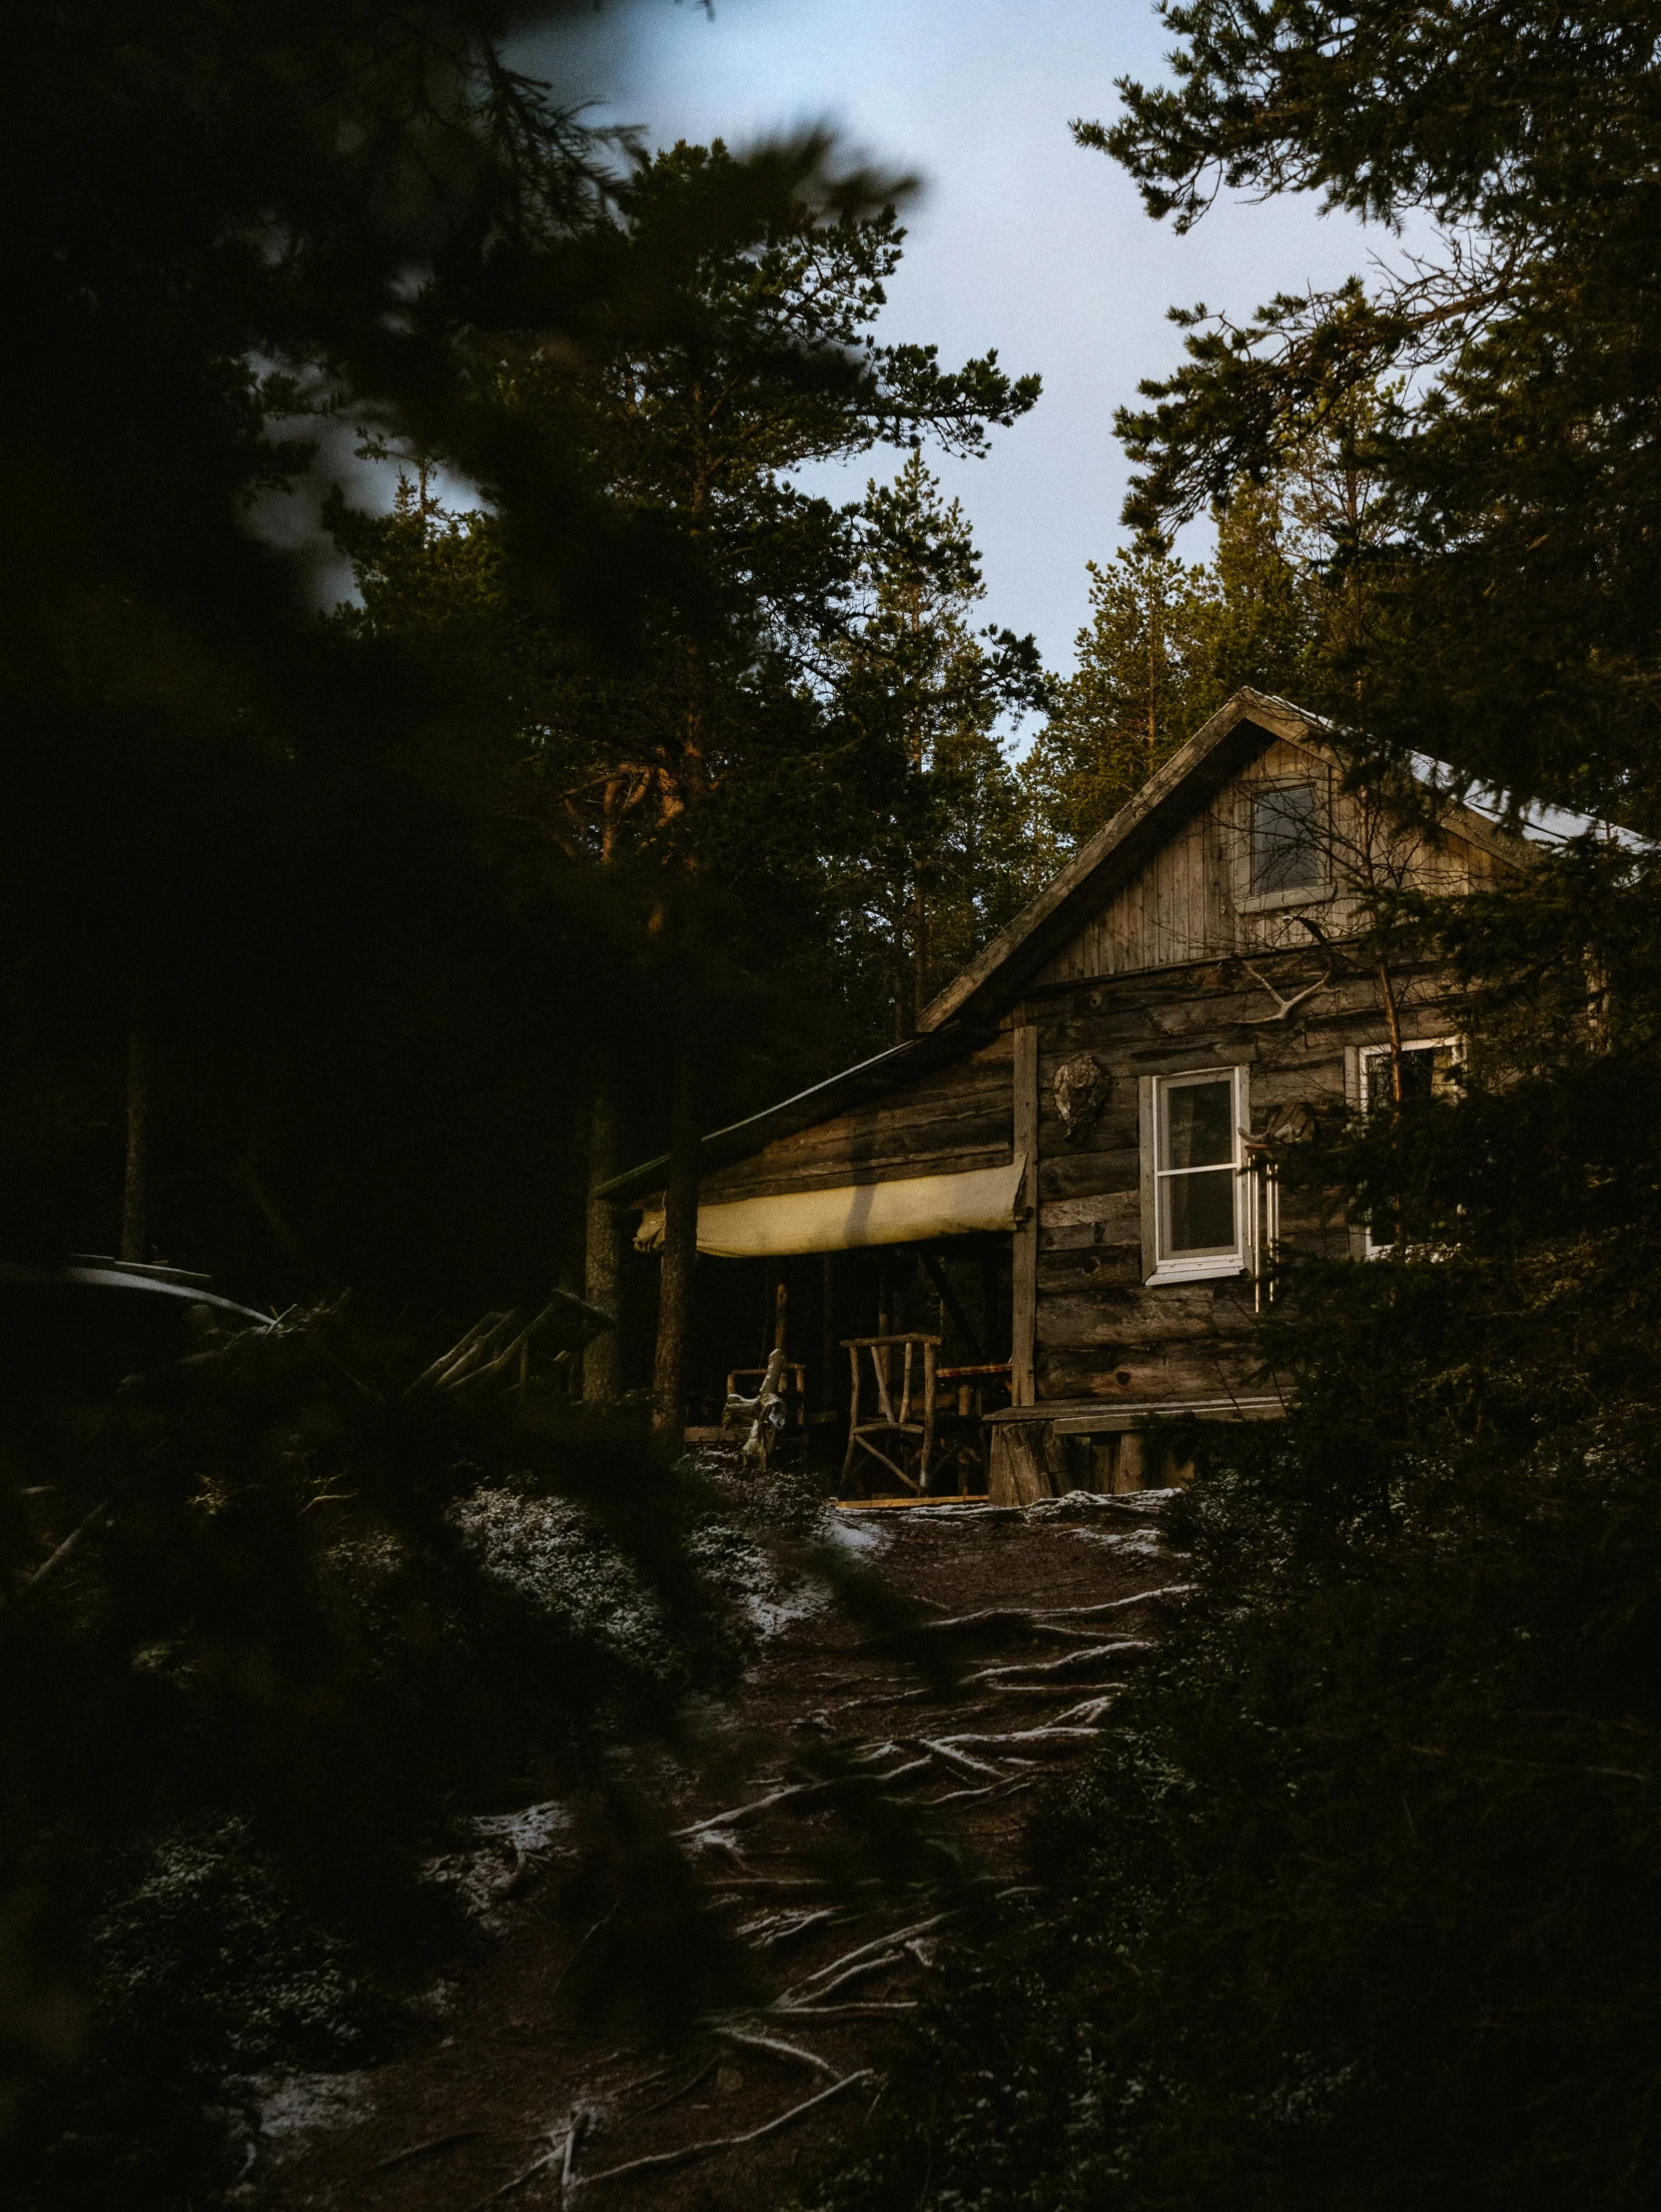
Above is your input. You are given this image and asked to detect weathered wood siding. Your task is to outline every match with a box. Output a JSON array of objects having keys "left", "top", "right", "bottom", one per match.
[
  {"left": 1035, "top": 737, "right": 1501, "bottom": 987},
  {"left": 692, "top": 733, "right": 1499, "bottom": 1417},
  {"left": 700, "top": 1032, "right": 1014, "bottom": 1204},
  {"left": 1023, "top": 951, "right": 1466, "bottom": 1406}
]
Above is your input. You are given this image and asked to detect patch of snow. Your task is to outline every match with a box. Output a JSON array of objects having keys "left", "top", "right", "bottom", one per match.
[
  {"left": 816, "top": 1509, "right": 891, "bottom": 1556},
  {"left": 471, "top": 1800, "right": 568, "bottom": 1856},
  {"left": 1068, "top": 1526, "right": 1168, "bottom": 1556},
  {"left": 425, "top": 1798, "right": 574, "bottom": 1927},
  {"left": 226, "top": 2065, "right": 371, "bottom": 2188},
  {"left": 248, "top": 2065, "right": 369, "bottom": 2144},
  {"left": 446, "top": 1487, "right": 673, "bottom": 1676},
  {"left": 1028, "top": 1489, "right": 1178, "bottom": 1521},
  {"left": 687, "top": 1520, "right": 822, "bottom": 1640},
  {"left": 421, "top": 1844, "right": 519, "bottom": 1925}
]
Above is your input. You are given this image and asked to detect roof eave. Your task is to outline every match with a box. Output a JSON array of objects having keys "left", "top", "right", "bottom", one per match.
[
  {"left": 918, "top": 688, "right": 1320, "bottom": 1034},
  {"left": 596, "top": 1019, "right": 991, "bottom": 1207}
]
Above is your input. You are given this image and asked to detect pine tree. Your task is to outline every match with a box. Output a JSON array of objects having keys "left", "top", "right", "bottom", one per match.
[
  {"left": 1022, "top": 543, "right": 1223, "bottom": 855},
  {"left": 829, "top": 452, "right": 1046, "bottom": 1039},
  {"left": 1096, "top": 2, "right": 1661, "bottom": 817},
  {"left": 335, "top": 149, "right": 1041, "bottom": 1436}
]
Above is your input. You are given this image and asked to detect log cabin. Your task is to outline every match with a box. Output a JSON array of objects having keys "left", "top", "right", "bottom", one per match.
[{"left": 604, "top": 688, "right": 1624, "bottom": 1501}]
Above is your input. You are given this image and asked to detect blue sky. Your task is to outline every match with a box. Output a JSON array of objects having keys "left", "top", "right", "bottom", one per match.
[{"left": 512, "top": 0, "right": 1382, "bottom": 677}]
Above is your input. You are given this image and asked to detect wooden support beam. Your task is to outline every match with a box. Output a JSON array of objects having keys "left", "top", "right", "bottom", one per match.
[
  {"left": 914, "top": 1245, "right": 987, "bottom": 1364},
  {"left": 1012, "top": 1023, "right": 1039, "bottom": 1408}
]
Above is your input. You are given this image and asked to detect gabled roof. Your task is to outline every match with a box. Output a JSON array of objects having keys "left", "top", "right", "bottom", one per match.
[
  {"left": 918, "top": 685, "right": 1648, "bottom": 1036},
  {"left": 918, "top": 687, "right": 1318, "bottom": 1034},
  {"left": 601, "top": 688, "right": 1303, "bottom": 1205},
  {"left": 602, "top": 685, "right": 1636, "bottom": 1205}
]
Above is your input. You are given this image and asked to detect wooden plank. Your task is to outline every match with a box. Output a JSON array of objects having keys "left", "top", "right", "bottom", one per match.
[
  {"left": 1011, "top": 1024, "right": 1039, "bottom": 1408},
  {"left": 717, "top": 1111, "right": 1015, "bottom": 1179},
  {"left": 753, "top": 1082, "right": 1013, "bottom": 1153},
  {"left": 1138, "top": 1076, "right": 1157, "bottom": 1285},
  {"left": 1039, "top": 1147, "right": 1143, "bottom": 1201},
  {"left": 1038, "top": 1249, "right": 1145, "bottom": 1293},
  {"left": 1038, "top": 1291, "right": 1256, "bottom": 1349},
  {"left": 710, "top": 1122, "right": 1013, "bottom": 1176},
  {"left": 988, "top": 1419, "right": 1070, "bottom": 1505},
  {"left": 1041, "top": 1222, "right": 1098, "bottom": 1252},
  {"left": 1040, "top": 1190, "right": 1141, "bottom": 1231},
  {"left": 1039, "top": 1343, "right": 1261, "bottom": 1403},
  {"left": 704, "top": 1145, "right": 1014, "bottom": 1205}
]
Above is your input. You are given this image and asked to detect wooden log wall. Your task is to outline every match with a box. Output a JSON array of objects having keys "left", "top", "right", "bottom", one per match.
[
  {"left": 1035, "top": 737, "right": 1502, "bottom": 988},
  {"left": 700, "top": 1032, "right": 1014, "bottom": 1205},
  {"left": 688, "top": 740, "right": 1500, "bottom": 1418},
  {"left": 1023, "top": 949, "right": 1468, "bottom": 1408}
]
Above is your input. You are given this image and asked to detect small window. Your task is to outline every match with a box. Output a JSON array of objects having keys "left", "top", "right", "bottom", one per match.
[
  {"left": 1249, "top": 780, "right": 1323, "bottom": 895},
  {"left": 1149, "top": 1067, "right": 1248, "bottom": 1281},
  {"left": 1357, "top": 1038, "right": 1463, "bottom": 1256},
  {"left": 1360, "top": 1039, "right": 1461, "bottom": 1117}
]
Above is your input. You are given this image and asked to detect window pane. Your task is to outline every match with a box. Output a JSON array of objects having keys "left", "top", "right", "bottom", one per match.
[
  {"left": 1165, "top": 1166, "right": 1237, "bottom": 1254},
  {"left": 1164, "top": 1078, "right": 1234, "bottom": 1168},
  {"left": 1364, "top": 1043, "right": 1454, "bottom": 1115},
  {"left": 1250, "top": 782, "right": 1321, "bottom": 892}
]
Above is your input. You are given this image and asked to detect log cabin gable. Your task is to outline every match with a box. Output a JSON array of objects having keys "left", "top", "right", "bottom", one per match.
[
  {"left": 1029, "top": 732, "right": 1502, "bottom": 989},
  {"left": 601, "top": 685, "right": 1561, "bottom": 1219},
  {"left": 921, "top": 690, "right": 1517, "bottom": 1022}
]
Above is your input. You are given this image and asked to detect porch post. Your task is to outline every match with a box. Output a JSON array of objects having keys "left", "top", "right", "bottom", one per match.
[{"left": 1011, "top": 1020, "right": 1039, "bottom": 1407}]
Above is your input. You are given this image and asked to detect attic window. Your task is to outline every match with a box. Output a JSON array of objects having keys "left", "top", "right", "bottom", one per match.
[{"left": 1248, "top": 780, "right": 1323, "bottom": 895}]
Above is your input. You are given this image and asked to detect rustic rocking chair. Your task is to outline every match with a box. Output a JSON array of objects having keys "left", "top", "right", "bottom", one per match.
[{"left": 841, "top": 1333, "right": 940, "bottom": 1495}]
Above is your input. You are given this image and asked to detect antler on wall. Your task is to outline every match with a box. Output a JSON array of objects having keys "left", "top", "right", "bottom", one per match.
[{"left": 1240, "top": 963, "right": 1334, "bottom": 1025}]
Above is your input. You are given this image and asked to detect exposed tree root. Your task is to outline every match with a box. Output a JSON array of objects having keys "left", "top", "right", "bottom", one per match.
[
  {"left": 734, "top": 1905, "right": 846, "bottom": 1949},
  {"left": 929, "top": 1775, "right": 1037, "bottom": 1807},
  {"left": 709, "top": 2024, "right": 842, "bottom": 2079},
  {"left": 927, "top": 1725, "right": 1104, "bottom": 1756},
  {"left": 568, "top": 2070, "right": 874, "bottom": 2191},
  {"left": 362, "top": 2124, "right": 485, "bottom": 2174},
  {"left": 860, "top": 1583, "right": 1190, "bottom": 1646},
  {"left": 911, "top": 1738, "right": 1007, "bottom": 1784},
  {"left": 778, "top": 1913, "right": 952, "bottom": 2005},
  {"left": 677, "top": 1758, "right": 933, "bottom": 1840},
  {"left": 968, "top": 1639, "right": 1154, "bottom": 1686},
  {"left": 635, "top": 2055, "right": 718, "bottom": 2117}
]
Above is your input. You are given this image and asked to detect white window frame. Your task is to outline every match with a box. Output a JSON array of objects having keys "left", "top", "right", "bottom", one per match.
[
  {"left": 1139, "top": 1064, "right": 1251, "bottom": 1285},
  {"left": 1346, "top": 1036, "right": 1464, "bottom": 1258},
  {"left": 1235, "top": 771, "right": 1334, "bottom": 914}
]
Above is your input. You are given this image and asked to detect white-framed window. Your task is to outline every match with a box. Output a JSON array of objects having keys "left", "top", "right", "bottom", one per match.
[
  {"left": 1142, "top": 1065, "right": 1250, "bottom": 1283},
  {"left": 1352, "top": 1037, "right": 1463, "bottom": 1256},
  {"left": 1237, "top": 774, "right": 1331, "bottom": 912}
]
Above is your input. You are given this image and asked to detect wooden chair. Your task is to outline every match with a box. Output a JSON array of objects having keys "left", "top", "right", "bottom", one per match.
[
  {"left": 841, "top": 1334, "right": 939, "bottom": 1494},
  {"left": 724, "top": 1360, "right": 806, "bottom": 1429}
]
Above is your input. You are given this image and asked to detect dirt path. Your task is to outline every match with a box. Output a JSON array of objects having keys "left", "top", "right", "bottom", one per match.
[{"left": 248, "top": 1491, "right": 1187, "bottom": 2211}]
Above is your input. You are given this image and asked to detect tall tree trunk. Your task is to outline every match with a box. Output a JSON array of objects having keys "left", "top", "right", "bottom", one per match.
[
  {"left": 583, "top": 1057, "right": 625, "bottom": 1403},
  {"left": 912, "top": 878, "right": 929, "bottom": 1033},
  {"left": 121, "top": 977, "right": 148, "bottom": 1262},
  {"left": 650, "top": 1046, "right": 701, "bottom": 1451}
]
